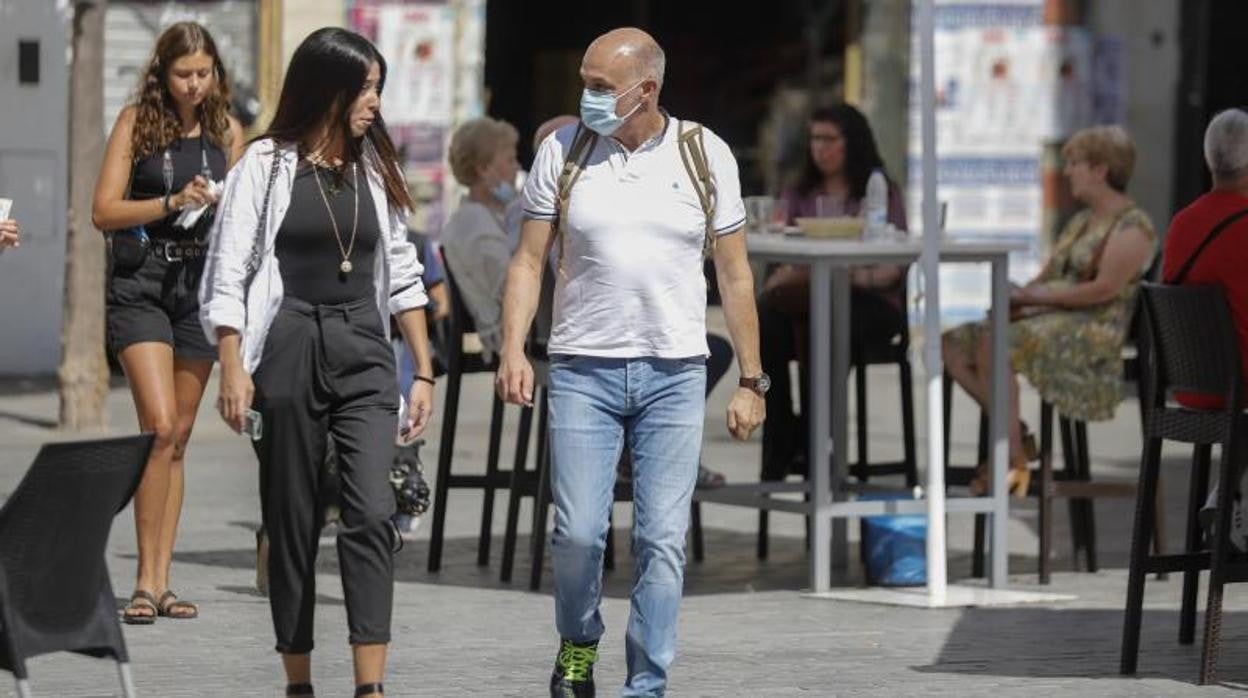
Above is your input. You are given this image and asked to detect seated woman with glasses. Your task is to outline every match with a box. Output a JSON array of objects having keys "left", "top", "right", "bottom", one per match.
[{"left": 758, "top": 104, "right": 908, "bottom": 480}]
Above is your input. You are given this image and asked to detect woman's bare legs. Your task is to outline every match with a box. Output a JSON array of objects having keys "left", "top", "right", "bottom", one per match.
[
  {"left": 118, "top": 345, "right": 212, "bottom": 618},
  {"left": 943, "top": 330, "right": 1030, "bottom": 471},
  {"left": 156, "top": 359, "right": 212, "bottom": 596}
]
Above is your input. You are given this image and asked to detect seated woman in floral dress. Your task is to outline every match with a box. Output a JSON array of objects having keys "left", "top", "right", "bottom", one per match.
[{"left": 943, "top": 125, "right": 1157, "bottom": 496}]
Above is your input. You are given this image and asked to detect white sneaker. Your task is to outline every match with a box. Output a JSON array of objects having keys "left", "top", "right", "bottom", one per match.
[{"left": 1199, "top": 487, "right": 1248, "bottom": 553}]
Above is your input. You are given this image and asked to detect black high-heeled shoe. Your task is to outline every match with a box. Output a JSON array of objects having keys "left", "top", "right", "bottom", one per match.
[
  {"left": 355, "top": 683, "right": 383, "bottom": 697},
  {"left": 286, "top": 683, "right": 313, "bottom": 696}
]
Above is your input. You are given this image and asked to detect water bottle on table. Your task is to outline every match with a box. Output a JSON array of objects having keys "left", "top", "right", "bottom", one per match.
[{"left": 864, "top": 168, "right": 888, "bottom": 241}]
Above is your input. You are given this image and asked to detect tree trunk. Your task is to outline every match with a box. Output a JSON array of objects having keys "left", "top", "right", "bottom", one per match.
[{"left": 59, "top": 0, "right": 109, "bottom": 431}]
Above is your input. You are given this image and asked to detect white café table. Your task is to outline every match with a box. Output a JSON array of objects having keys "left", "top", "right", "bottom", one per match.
[{"left": 695, "top": 233, "right": 1028, "bottom": 593}]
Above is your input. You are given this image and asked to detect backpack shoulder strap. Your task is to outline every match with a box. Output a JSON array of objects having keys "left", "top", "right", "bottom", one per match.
[
  {"left": 553, "top": 123, "right": 597, "bottom": 274},
  {"left": 677, "top": 120, "right": 717, "bottom": 258}
]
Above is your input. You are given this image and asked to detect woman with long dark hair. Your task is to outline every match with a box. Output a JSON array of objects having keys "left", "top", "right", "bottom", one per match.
[
  {"left": 200, "top": 27, "right": 435, "bottom": 697},
  {"left": 92, "top": 21, "right": 244, "bottom": 624},
  {"left": 758, "top": 104, "right": 909, "bottom": 479}
]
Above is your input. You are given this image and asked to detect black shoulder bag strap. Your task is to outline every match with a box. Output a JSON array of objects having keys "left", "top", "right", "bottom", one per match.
[
  {"left": 1166, "top": 207, "right": 1248, "bottom": 284},
  {"left": 243, "top": 146, "right": 283, "bottom": 287}
]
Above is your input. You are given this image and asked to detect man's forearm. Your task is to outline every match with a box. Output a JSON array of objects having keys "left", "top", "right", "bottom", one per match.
[
  {"left": 500, "top": 257, "right": 542, "bottom": 356},
  {"left": 719, "top": 267, "right": 762, "bottom": 377}
]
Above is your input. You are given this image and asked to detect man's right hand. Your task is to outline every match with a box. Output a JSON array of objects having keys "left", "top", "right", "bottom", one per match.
[{"left": 495, "top": 349, "right": 534, "bottom": 406}]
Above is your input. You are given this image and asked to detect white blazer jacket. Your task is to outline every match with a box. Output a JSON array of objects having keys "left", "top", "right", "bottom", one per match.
[{"left": 198, "top": 138, "right": 428, "bottom": 374}]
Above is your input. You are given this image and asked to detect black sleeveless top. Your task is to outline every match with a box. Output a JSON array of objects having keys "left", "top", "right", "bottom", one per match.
[
  {"left": 275, "top": 161, "right": 381, "bottom": 305},
  {"left": 130, "top": 134, "right": 228, "bottom": 240}
]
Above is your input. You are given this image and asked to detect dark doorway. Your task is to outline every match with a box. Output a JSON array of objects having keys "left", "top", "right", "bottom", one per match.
[
  {"left": 1172, "top": 0, "right": 1248, "bottom": 212},
  {"left": 483, "top": 0, "right": 848, "bottom": 193}
]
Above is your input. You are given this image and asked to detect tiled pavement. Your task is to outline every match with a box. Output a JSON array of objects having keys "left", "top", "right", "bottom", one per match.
[{"left": 1, "top": 315, "right": 1246, "bottom": 696}]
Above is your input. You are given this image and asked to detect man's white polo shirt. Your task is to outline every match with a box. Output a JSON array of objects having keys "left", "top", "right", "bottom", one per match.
[{"left": 521, "top": 116, "right": 746, "bottom": 359}]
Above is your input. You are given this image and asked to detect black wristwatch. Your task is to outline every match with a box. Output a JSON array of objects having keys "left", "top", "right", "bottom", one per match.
[{"left": 739, "top": 373, "right": 771, "bottom": 397}]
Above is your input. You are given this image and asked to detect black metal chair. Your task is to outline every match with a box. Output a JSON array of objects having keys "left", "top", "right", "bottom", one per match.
[
  {"left": 427, "top": 259, "right": 512, "bottom": 572},
  {"left": 0, "top": 434, "right": 154, "bottom": 698},
  {"left": 852, "top": 323, "right": 919, "bottom": 486},
  {"left": 1121, "top": 282, "right": 1248, "bottom": 685}
]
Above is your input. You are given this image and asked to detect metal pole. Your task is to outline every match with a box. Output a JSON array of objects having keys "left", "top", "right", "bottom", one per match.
[
  {"left": 918, "top": 0, "right": 948, "bottom": 605},
  {"left": 118, "top": 661, "right": 137, "bottom": 698}
]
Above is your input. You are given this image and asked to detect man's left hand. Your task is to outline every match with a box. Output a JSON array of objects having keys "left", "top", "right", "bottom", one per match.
[{"left": 726, "top": 387, "right": 765, "bottom": 441}]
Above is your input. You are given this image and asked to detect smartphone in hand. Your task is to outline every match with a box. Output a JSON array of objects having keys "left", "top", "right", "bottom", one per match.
[
  {"left": 0, "top": 198, "right": 12, "bottom": 221},
  {"left": 243, "top": 408, "right": 263, "bottom": 441}
]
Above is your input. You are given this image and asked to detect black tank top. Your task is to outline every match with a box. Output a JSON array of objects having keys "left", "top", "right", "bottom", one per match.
[
  {"left": 130, "top": 133, "right": 228, "bottom": 239},
  {"left": 275, "top": 161, "right": 381, "bottom": 305}
]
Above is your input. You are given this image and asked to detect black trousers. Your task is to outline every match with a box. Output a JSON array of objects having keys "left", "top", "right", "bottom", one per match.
[
  {"left": 252, "top": 295, "right": 399, "bottom": 653},
  {"left": 758, "top": 289, "right": 905, "bottom": 481}
]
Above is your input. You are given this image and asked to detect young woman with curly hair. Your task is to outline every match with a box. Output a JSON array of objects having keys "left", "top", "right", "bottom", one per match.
[{"left": 91, "top": 21, "right": 244, "bottom": 624}]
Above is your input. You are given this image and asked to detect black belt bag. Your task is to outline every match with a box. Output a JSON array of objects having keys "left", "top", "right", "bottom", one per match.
[
  {"left": 107, "top": 227, "right": 151, "bottom": 273},
  {"left": 109, "top": 229, "right": 207, "bottom": 271}
]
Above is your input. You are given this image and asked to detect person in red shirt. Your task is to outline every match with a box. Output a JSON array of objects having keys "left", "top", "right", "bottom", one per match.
[{"left": 1163, "top": 108, "right": 1248, "bottom": 409}]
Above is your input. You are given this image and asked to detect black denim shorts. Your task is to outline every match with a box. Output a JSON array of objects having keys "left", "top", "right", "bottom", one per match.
[{"left": 106, "top": 252, "right": 216, "bottom": 361}]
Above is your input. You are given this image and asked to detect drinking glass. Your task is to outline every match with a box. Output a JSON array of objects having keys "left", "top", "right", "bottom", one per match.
[
  {"left": 743, "top": 196, "right": 775, "bottom": 234},
  {"left": 769, "top": 198, "right": 790, "bottom": 233},
  {"left": 815, "top": 195, "right": 847, "bottom": 218}
]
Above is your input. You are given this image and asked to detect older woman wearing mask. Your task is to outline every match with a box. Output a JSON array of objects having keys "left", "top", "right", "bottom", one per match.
[{"left": 943, "top": 125, "right": 1156, "bottom": 496}]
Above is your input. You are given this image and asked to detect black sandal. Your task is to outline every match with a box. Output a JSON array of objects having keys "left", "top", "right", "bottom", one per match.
[
  {"left": 355, "top": 683, "right": 383, "bottom": 697},
  {"left": 156, "top": 590, "right": 199, "bottom": 619},
  {"left": 121, "top": 590, "right": 158, "bottom": 625},
  {"left": 286, "top": 683, "right": 314, "bottom": 696}
]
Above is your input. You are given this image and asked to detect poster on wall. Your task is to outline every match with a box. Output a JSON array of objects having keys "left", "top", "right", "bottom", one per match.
[
  {"left": 906, "top": 0, "right": 1094, "bottom": 326},
  {"left": 351, "top": 0, "right": 485, "bottom": 239}
]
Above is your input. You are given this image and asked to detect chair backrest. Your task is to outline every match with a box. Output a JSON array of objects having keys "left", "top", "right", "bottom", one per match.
[
  {"left": 1139, "top": 282, "right": 1242, "bottom": 405},
  {"left": 0, "top": 435, "right": 152, "bottom": 640},
  {"left": 441, "top": 245, "right": 555, "bottom": 365},
  {"left": 440, "top": 256, "right": 478, "bottom": 341}
]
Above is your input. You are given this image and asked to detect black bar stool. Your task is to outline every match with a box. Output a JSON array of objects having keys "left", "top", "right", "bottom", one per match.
[
  {"left": 427, "top": 261, "right": 514, "bottom": 573},
  {"left": 756, "top": 326, "right": 918, "bottom": 560},
  {"left": 1121, "top": 282, "right": 1248, "bottom": 685}
]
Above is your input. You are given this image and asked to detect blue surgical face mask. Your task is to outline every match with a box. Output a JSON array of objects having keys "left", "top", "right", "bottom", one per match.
[
  {"left": 491, "top": 180, "right": 517, "bottom": 205},
  {"left": 579, "top": 80, "right": 645, "bottom": 136}
]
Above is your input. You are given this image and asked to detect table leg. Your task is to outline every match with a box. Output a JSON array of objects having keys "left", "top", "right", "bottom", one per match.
[
  {"left": 830, "top": 266, "right": 850, "bottom": 574},
  {"left": 809, "top": 262, "right": 834, "bottom": 592},
  {"left": 989, "top": 256, "right": 1011, "bottom": 587}
]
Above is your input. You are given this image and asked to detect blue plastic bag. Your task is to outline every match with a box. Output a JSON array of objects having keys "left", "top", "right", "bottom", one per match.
[{"left": 860, "top": 492, "right": 927, "bottom": 586}]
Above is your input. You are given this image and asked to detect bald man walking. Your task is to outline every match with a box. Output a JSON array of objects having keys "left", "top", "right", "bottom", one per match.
[{"left": 497, "top": 28, "right": 766, "bottom": 697}]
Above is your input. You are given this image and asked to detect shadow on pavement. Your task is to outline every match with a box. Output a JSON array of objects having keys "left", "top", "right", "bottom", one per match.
[
  {"left": 172, "top": 526, "right": 1086, "bottom": 598},
  {"left": 913, "top": 606, "right": 1248, "bottom": 688}
]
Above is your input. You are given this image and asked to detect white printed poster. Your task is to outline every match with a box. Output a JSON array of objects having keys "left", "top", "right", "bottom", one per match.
[
  {"left": 351, "top": 0, "right": 486, "bottom": 238},
  {"left": 907, "top": 1, "right": 1095, "bottom": 326},
  {"left": 374, "top": 4, "right": 455, "bottom": 126}
]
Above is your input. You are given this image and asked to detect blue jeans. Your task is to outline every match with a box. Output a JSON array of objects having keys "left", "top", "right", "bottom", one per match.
[{"left": 548, "top": 354, "right": 706, "bottom": 698}]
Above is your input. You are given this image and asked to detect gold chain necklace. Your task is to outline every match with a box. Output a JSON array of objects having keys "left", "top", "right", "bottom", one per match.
[{"left": 310, "top": 161, "right": 358, "bottom": 274}]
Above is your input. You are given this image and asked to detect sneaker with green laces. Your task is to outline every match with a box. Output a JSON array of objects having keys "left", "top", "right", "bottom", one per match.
[{"left": 549, "top": 639, "right": 598, "bottom": 697}]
